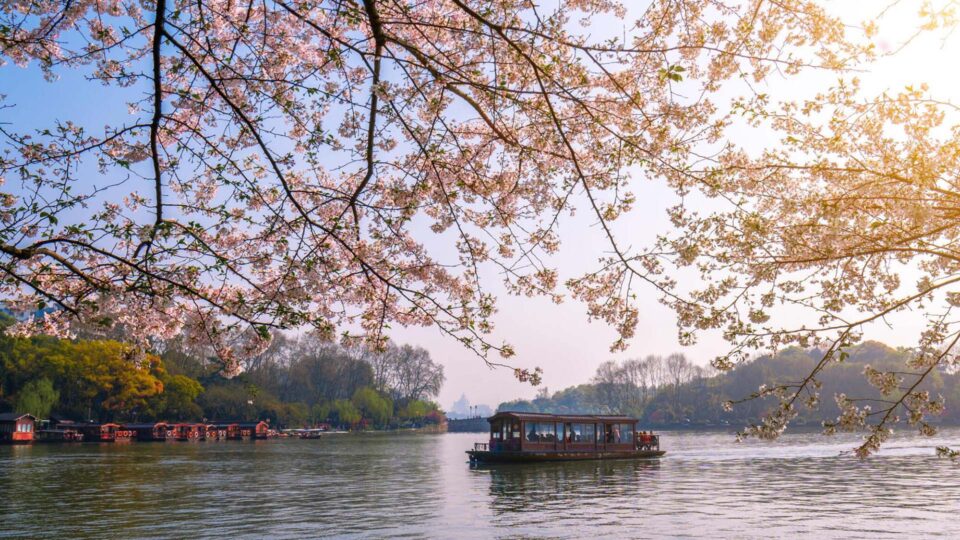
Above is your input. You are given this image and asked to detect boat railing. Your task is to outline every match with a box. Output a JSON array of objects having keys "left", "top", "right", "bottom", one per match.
[{"left": 474, "top": 442, "right": 488, "bottom": 451}]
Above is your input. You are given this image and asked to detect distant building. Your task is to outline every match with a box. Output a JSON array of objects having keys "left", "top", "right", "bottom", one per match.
[{"left": 447, "top": 394, "right": 493, "bottom": 419}]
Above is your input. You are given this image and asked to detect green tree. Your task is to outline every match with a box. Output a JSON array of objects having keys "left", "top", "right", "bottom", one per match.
[
  {"left": 0, "top": 337, "right": 165, "bottom": 420},
  {"left": 352, "top": 387, "right": 392, "bottom": 427},
  {"left": 280, "top": 402, "right": 309, "bottom": 427},
  {"left": 197, "top": 383, "right": 252, "bottom": 421},
  {"left": 331, "top": 400, "right": 361, "bottom": 427},
  {"left": 310, "top": 402, "right": 332, "bottom": 424},
  {"left": 15, "top": 377, "right": 59, "bottom": 419},
  {"left": 58, "top": 341, "right": 165, "bottom": 419},
  {"left": 397, "top": 400, "right": 430, "bottom": 423},
  {"left": 146, "top": 374, "right": 204, "bottom": 421}
]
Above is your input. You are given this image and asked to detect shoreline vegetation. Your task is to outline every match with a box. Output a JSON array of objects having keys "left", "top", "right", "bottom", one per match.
[
  {"left": 498, "top": 342, "right": 960, "bottom": 431},
  {"left": 0, "top": 313, "right": 446, "bottom": 431}
]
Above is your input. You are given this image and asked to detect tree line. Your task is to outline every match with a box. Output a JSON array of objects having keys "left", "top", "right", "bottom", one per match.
[
  {"left": 0, "top": 314, "right": 445, "bottom": 429},
  {"left": 499, "top": 342, "right": 960, "bottom": 430}
]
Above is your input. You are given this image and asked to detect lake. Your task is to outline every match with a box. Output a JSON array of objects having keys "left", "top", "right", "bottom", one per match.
[{"left": 2, "top": 428, "right": 959, "bottom": 538}]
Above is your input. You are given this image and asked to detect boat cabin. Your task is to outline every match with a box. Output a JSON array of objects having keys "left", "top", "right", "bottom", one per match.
[
  {"left": 237, "top": 421, "right": 269, "bottom": 439},
  {"left": 34, "top": 418, "right": 82, "bottom": 443},
  {"left": 0, "top": 413, "right": 36, "bottom": 444},
  {"left": 200, "top": 424, "right": 219, "bottom": 440},
  {"left": 487, "top": 412, "right": 641, "bottom": 452},
  {"left": 36, "top": 427, "right": 84, "bottom": 443},
  {"left": 172, "top": 423, "right": 203, "bottom": 441},
  {"left": 468, "top": 412, "right": 663, "bottom": 463},
  {"left": 123, "top": 422, "right": 169, "bottom": 441},
  {"left": 214, "top": 423, "right": 241, "bottom": 439},
  {"left": 114, "top": 425, "right": 135, "bottom": 441},
  {"left": 78, "top": 423, "right": 119, "bottom": 442}
]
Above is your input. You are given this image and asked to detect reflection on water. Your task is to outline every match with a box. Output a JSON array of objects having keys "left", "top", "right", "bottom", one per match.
[
  {"left": 482, "top": 458, "right": 662, "bottom": 515},
  {"left": 2, "top": 429, "right": 960, "bottom": 538}
]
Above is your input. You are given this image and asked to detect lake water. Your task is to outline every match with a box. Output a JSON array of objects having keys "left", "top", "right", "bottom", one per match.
[{"left": 2, "top": 428, "right": 959, "bottom": 538}]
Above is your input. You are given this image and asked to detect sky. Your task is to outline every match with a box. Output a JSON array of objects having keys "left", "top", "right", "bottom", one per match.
[
  {"left": 2, "top": 1, "right": 959, "bottom": 411},
  {"left": 406, "top": 0, "right": 960, "bottom": 409}
]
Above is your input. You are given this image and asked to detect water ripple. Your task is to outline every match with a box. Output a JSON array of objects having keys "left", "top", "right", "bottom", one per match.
[{"left": 2, "top": 429, "right": 959, "bottom": 538}]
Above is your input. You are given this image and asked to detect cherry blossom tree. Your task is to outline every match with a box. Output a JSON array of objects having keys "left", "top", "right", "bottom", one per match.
[
  {"left": 5, "top": 0, "right": 945, "bottom": 455},
  {"left": 0, "top": 0, "right": 855, "bottom": 372},
  {"left": 583, "top": 2, "right": 960, "bottom": 456}
]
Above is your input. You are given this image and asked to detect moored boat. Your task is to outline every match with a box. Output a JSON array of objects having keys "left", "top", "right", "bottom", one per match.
[
  {"left": 37, "top": 418, "right": 83, "bottom": 443},
  {"left": 77, "top": 422, "right": 119, "bottom": 442},
  {"left": 36, "top": 428, "right": 84, "bottom": 443},
  {"left": 466, "top": 412, "right": 664, "bottom": 464},
  {"left": 200, "top": 424, "right": 220, "bottom": 440},
  {"left": 0, "top": 413, "right": 36, "bottom": 445},
  {"left": 172, "top": 423, "right": 204, "bottom": 441},
  {"left": 123, "top": 422, "right": 169, "bottom": 441}
]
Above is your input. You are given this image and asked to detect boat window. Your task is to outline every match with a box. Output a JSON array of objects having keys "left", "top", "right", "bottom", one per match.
[
  {"left": 491, "top": 420, "right": 503, "bottom": 440},
  {"left": 602, "top": 423, "right": 634, "bottom": 444},
  {"left": 510, "top": 421, "right": 520, "bottom": 440},
  {"left": 565, "top": 423, "right": 594, "bottom": 442},
  {"left": 525, "top": 422, "right": 556, "bottom": 442}
]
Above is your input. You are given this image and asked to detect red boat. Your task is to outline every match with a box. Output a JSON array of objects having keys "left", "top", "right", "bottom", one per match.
[
  {"left": 78, "top": 423, "right": 119, "bottom": 442},
  {"left": 0, "top": 413, "right": 36, "bottom": 444}
]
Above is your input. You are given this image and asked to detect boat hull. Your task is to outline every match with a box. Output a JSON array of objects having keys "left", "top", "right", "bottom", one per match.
[{"left": 466, "top": 449, "right": 665, "bottom": 464}]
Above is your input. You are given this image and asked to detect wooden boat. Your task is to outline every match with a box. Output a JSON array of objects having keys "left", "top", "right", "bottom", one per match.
[
  {"left": 0, "top": 413, "right": 36, "bottom": 444},
  {"left": 77, "top": 423, "right": 119, "bottom": 442},
  {"left": 200, "top": 424, "right": 220, "bottom": 440},
  {"left": 36, "top": 418, "right": 83, "bottom": 443},
  {"left": 36, "top": 428, "right": 84, "bottom": 443},
  {"left": 296, "top": 429, "right": 324, "bottom": 439},
  {"left": 466, "top": 412, "right": 665, "bottom": 464},
  {"left": 237, "top": 421, "right": 270, "bottom": 440},
  {"left": 213, "top": 421, "right": 269, "bottom": 440},
  {"left": 123, "top": 422, "right": 169, "bottom": 441},
  {"left": 172, "top": 423, "right": 203, "bottom": 441}
]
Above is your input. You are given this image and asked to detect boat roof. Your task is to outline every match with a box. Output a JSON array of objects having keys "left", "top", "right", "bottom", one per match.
[
  {"left": 122, "top": 422, "right": 168, "bottom": 429},
  {"left": 489, "top": 411, "right": 638, "bottom": 423},
  {"left": 211, "top": 422, "right": 267, "bottom": 428},
  {"left": 0, "top": 412, "right": 36, "bottom": 422}
]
